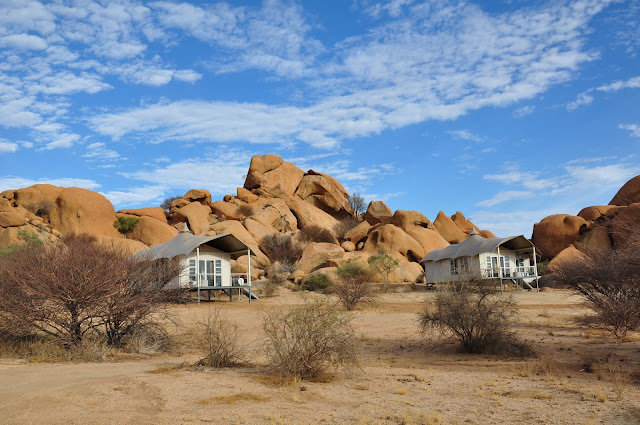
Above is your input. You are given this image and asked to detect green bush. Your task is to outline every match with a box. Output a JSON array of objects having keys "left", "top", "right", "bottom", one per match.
[
  {"left": 303, "top": 273, "right": 332, "bottom": 292},
  {"left": 113, "top": 216, "right": 139, "bottom": 238},
  {"left": 334, "top": 262, "right": 376, "bottom": 311}
]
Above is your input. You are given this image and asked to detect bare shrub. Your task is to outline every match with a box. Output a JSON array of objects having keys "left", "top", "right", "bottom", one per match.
[
  {"left": 238, "top": 203, "right": 254, "bottom": 218},
  {"left": 262, "top": 299, "right": 358, "bottom": 380},
  {"left": 553, "top": 226, "right": 640, "bottom": 339},
  {"left": 261, "top": 233, "right": 301, "bottom": 263},
  {"left": 298, "top": 225, "right": 335, "bottom": 244},
  {"left": 256, "top": 280, "right": 281, "bottom": 298},
  {"left": 160, "top": 195, "right": 182, "bottom": 211},
  {"left": 418, "top": 278, "right": 531, "bottom": 355},
  {"left": 195, "top": 308, "right": 246, "bottom": 368},
  {"left": 24, "top": 199, "right": 54, "bottom": 218},
  {"left": 334, "top": 262, "right": 376, "bottom": 311},
  {"left": 0, "top": 234, "right": 180, "bottom": 349},
  {"left": 303, "top": 273, "right": 332, "bottom": 292},
  {"left": 347, "top": 193, "right": 366, "bottom": 216}
]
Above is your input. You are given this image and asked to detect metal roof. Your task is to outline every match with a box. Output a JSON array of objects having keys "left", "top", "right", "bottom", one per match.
[
  {"left": 419, "top": 232, "right": 534, "bottom": 263},
  {"left": 135, "top": 223, "right": 254, "bottom": 260}
]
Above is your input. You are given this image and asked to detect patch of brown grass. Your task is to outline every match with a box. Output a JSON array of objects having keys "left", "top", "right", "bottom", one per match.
[{"left": 196, "top": 393, "right": 269, "bottom": 405}]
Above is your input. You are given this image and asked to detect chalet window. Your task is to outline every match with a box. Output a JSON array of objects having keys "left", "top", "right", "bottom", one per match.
[
  {"left": 189, "top": 259, "right": 196, "bottom": 283},
  {"left": 515, "top": 258, "right": 525, "bottom": 272},
  {"left": 458, "top": 257, "right": 469, "bottom": 273},
  {"left": 215, "top": 259, "right": 222, "bottom": 285},
  {"left": 450, "top": 259, "right": 458, "bottom": 275}
]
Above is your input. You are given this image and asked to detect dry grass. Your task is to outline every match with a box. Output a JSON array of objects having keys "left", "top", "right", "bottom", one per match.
[{"left": 196, "top": 393, "right": 269, "bottom": 405}]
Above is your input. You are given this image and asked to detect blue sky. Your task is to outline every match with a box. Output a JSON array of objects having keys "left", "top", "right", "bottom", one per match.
[{"left": 1, "top": 0, "right": 639, "bottom": 237}]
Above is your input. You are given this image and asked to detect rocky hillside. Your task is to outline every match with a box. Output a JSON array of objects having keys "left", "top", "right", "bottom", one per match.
[
  {"left": 0, "top": 154, "right": 498, "bottom": 283},
  {"left": 532, "top": 175, "right": 640, "bottom": 270}
]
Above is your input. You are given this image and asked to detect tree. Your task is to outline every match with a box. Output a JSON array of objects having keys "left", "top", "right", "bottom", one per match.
[
  {"left": 553, "top": 227, "right": 640, "bottom": 339},
  {"left": 0, "top": 234, "right": 180, "bottom": 348},
  {"left": 160, "top": 195, "right": 182, "bottom": 211},
  {"left": 368, "top": 250, "right": 399, "bottom": 290},
  {"left": 417, "top": 278, "right": 530, "bottom": 355},
  {"left": 113, "top": 216, "right": 139, "bottom": 239},
  {"left": 346, "top": 193, "right": 366, "bottom": 216},
  {"left": 334, "top": 262, "right": 376, "bottom": 310}
]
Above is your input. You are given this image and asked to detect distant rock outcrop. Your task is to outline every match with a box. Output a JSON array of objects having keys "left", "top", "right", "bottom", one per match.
[
  {"left": 610, "top": 175, "right": 640, "bottom": 206},
  {"left": 0, "top": 153, "right": 503, "bottom": 283}
]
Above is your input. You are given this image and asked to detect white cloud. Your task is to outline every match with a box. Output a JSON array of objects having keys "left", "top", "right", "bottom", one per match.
[
  {"left": 0, "top": 33, "right": 48, "bottom": 50},
  {"left": 513, "top": 105, "right": 535, "bottom": 118},
  {"left": 476, "top": 190, "right": 535, "bottom": 207},
  {"left": 28, "top": 72, "right": 111, "bottom": 95},
  {"left": 42, "top": 133, "right": 80, "bottom": 150},
  {"left": 0, "top": 141, "right": 18, "bottom": 153},
  {"left": 566, "top": 90, "right": 594, "bottom": 111},
  {"left": 88, "top": 0, "right": 608, "bottom": 149},
  {"left": 101, "top": 185, "right": 167, "bottom": 207},
  {"left": 0, "top": 177, "right": 100, "bottom": 192},
  {"left": 597, "top": 76, "right": 640, "bottom": 92},
  {"left": 121, "top": 148, "right": 254, "bottom": 197},
  {"left": 447, "top": 130, "right": 485, "bottom": 142},
  {"left": 619, "top": 123, "right": 640, "bottom": 138},
  {"left": 83, "top": 142, "right": 120, "bottom": 160}
]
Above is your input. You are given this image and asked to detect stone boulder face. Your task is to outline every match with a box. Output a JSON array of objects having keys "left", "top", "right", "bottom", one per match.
[
  {"left": 243, "top": 218, "right": 278, "bottom": 253},
  {"left": 531, "top": 214, "right": 588, "bottom": 260},
  {"left": 13, "top": 184, "right": 63, "bottom": 208},
  {"left": 173, "top": 202, "right": 211, "bottom": 235},
  {"left": 117, "top": 207, "right": 167, "bottom": 223},
  {"left": 210, "top": 200, "right": 244, "bottom": 221},
  {"left": 610, "top": 175, "right": 640, "bottom": 206},
  {"left": 296, "top": 242, "right": 345, "bottom": 274},
  {"left": 307, "top": 170, "right": 348, "bottom": 198},
  {"left": 285, "top": 196, "right": 340, "bottom": 234},
  {"left": 364, "top": 201, "right": 393, "bottom": 225},
  {"left": 50, "top": 188, "right": 121, "bottom": 238},
  {"left": 433, "top": 211, "right": 467, "bottom": 244},
  {"left": 237, "top": 187, "right": 258, "bottom": 204},
  {"left": 183, "top": 189, "right": 211, "bottom": 205},
  {"left": 577, "top": 205, "right": 624, "bottom": 222},
  {"left": 128, "top": 216, "right": 178, "bottom": 247},
  {"left": 295, "top": 174, "right": 351, "bottom": 219},
  {"left": 244, "top": 154, "right": 305, "bottom": 197},
  {"left": 362, "top": 224, "right": 425, "bottom": 263},
  {"left": 479, "top": 229, "right": 497, "bottom": 238},
  {"left": 343, "top": 221, "right": 372, "bottom": 244},
  {"left": 387, "top": 210, "right": 449, "bottom": 256},
  {"left": 388, "top": 260, "right": 424, "bottom": 283},
  {"left": 249, "top": 198, "right": 297, "bottom": 232},
  {"left": 0, "top": 210, "right": 25, "bottom": 227},
  {"left": 610, "top": 203, "right": 640, "bottom": 248},
  {"left": 573, "top": 226, "right": 612, "bottom": 255},
  {"left": 547, "top": 245, "right": 589, "bottom": 274},
  {"left": 451, "top": 211, "right": 477, "bottom": 234}
]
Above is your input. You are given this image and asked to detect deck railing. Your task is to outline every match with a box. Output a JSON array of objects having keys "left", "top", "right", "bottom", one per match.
[
  {"left": 481, "top": 266, "right": 537, "bottom": 279},
  {"left": 190, "top": 272, "right": 251, "bottom": 288}
]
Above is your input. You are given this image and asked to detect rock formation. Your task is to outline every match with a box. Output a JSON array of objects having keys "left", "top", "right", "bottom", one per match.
[{"left": 0, "top": 153, "right": 501, "bottom": 283}]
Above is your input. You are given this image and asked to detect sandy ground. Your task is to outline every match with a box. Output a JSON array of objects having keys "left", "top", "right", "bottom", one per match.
[{"left": 1, "top": 288, "right": 639, "bottom": 424}]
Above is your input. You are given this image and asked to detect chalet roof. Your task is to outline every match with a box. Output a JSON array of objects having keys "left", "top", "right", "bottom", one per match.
[
  {"left": 419, "top": 233, "right": 534, "bottom": 263},
  {"left": 135, "top": 223, "right": 254, "bottom": 260}
]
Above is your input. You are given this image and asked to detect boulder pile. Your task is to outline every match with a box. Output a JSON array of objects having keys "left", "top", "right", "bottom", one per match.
[
  {"left": 532, "top": 174, "right": 640, "bottom": 264},
  {"left": 0, "top": 154, "right": 497, "bottom": 283}
]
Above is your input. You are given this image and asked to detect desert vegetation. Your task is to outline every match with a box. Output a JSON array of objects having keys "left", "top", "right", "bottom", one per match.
[
  {"left": 334, "top": 262, "right": 377, "bottom": 310},
  {"left": 0, "top": 234, "right": 180, "bottom": 350}
]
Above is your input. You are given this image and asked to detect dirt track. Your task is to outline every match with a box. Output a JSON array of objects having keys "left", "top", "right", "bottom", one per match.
[{"left": 1, "top": 289, "right": 639, "bottom": 424}]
